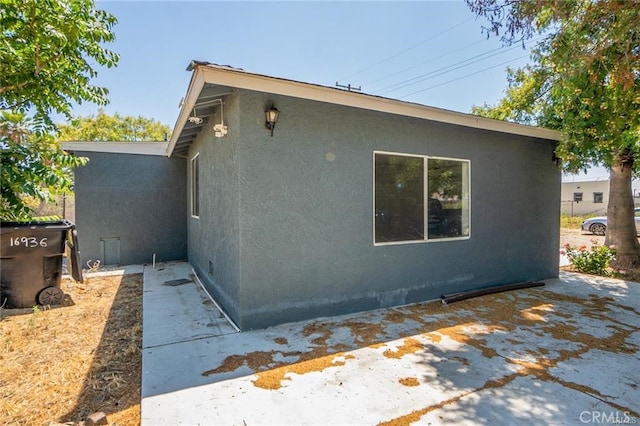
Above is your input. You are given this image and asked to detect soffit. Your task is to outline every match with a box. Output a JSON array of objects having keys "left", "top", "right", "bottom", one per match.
[{"left": 171, "top": 83, "right": 233, "bottom": 157}]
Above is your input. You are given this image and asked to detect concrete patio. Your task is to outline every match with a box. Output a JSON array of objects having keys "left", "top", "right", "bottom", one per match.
[{"left": 141, "top": 262, "right": 640, "bottom": 425}]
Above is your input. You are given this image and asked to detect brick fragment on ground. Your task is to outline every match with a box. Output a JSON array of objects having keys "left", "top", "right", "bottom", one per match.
[{"left": 85, "top": 412, "right": 108, "bottom": 426}]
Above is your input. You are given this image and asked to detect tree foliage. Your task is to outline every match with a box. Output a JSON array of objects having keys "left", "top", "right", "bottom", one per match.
[
  {"left": 467, "top": 0, "right": 640, "bottom": 268},
  {"left": 0, "top": 0, "right": 118, "bottom": 220},
  {"left": 58, "top": 110, "right": 171, "bottom": 142},
  {"left": 468, "top": 0, "right": 640, "bottom": 172},
  {"left": 0, "top": 0, "right": 119, "bottom": 131},
  {"left": 1, "top": 112, "right": 87, "bottom": 220}
]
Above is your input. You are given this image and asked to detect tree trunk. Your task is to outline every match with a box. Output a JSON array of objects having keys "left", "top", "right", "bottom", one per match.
[{"left": 605, "top": 156, "right": 640, "bottom": 271}]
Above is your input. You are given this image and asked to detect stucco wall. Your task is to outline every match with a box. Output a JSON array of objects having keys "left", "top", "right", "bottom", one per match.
[
  {"left": 187, "top": 95, "right": 242, "bottom": 324},
  {"left": 233, "top": 90, "right": 560, "bottom": 329},
  {"left": 74, "top": 151, "right": 187, "bottom": 267},
  {"left": 185, "top": 89, "right": 560, "bottom": 330},
  {"left": 561, "top": 180, "right": 609, "bottom": 216}
]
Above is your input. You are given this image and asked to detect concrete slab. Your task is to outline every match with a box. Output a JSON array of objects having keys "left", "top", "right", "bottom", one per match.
[
  {"left": 141, "top": 268, "right": 640, "bottom": 425},
  {"left": 141, "top": 262, "right": 238, "bottom": 399},
  {"left": 142, "top": 262, "right": 237, "bottom": 350},
  {"left": 551, "top": 345, "right": 640, "bottom": 411},
  {"left": 417, "top": 376, "right": 622, "bottom": 425}
]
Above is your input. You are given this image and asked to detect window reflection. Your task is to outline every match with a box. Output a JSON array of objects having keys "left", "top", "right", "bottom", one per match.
[
  {"left": 375, "top": 154, "right": 424, "bottom": 243},
  {"left": 374, "top": 152, "right": 470, "bottom": 244},
  {"left": 427, "top": 159, "right": 470, "bottom": 239}
]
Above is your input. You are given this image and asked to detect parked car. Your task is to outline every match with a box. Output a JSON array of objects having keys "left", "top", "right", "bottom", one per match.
[{"left": 581, "top": 208, "right": 640, "bottom": 235}]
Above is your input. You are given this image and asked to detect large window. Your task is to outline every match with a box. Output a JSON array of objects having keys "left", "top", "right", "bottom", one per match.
[
  {"left": 374, "top": 152, "right": 470, "bottom": 245},
  {"left": 191, "top": 153, "right": 200, "bottom": 217}
]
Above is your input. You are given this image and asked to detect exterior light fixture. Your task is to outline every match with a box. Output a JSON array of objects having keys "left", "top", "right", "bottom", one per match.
[
  {"left": 265, "top": 105, "right": 279, "bottom": 137},
  {"left": 212, "top": 99, "right": 227, "bottom": 138},
  {"left": 188, "top": 107, "right": 203, "bottom": 125}
]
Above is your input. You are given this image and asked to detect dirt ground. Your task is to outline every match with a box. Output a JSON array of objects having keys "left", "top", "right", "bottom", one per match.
[
  {"left": 0, "top": 273, "right": 142, "bottom": 426},
  {"left": 559, "top": 227, "right": 605, "bottom": 248}
]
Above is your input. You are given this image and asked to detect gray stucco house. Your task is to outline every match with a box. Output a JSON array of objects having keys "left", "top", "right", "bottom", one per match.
[{"left": 65, "top": 61, "right": 562, "bottom": 330}]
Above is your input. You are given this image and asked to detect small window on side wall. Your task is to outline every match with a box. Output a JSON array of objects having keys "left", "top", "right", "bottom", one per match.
[
  {"left": 191, "top": 153, "right": 200, "bottom": 217},
  {"left": 593, "top": 192, "right": 603, "bottom": 203},
  {"left": 374, "top": 152, "right": 470, "bottom": 245},
  {"left": 573, "top": 192, "right": 583, "bottom": 203}
]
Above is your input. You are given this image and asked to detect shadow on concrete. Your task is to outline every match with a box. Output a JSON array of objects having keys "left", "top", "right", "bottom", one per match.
[{"left": 142, "top": 272, "right": 640, "bottom": 424}]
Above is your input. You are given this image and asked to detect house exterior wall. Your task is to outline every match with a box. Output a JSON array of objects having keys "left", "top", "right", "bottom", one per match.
[
  {"left": 74, "top": 151, "right": 187, "bottom": 267},
  {"left": 561, "top": 180, "right": 609, "bottom": 216},
  {"left": 190, "top": 89, "right": 559, "bottom": 330},
  {"left": 187, "top": 94, "right": 243, "bottom": 323}
]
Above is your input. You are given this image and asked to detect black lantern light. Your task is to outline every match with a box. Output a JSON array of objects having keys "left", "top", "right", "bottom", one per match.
[{"left": 265, "top": 105, "right": 279, "bottom": 137}]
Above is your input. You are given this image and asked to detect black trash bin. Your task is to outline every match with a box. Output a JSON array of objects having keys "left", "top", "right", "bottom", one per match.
[{"left": 1, "top": 220, "right": 83, "bottom": 308}]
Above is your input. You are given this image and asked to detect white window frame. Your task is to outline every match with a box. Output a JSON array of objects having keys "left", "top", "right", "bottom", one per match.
[
  {"left": 191, "top": 153, "right": 200, "bottom": 218},
  {"left": 373, "top": 150, "right": 471, "bottom": 246}
]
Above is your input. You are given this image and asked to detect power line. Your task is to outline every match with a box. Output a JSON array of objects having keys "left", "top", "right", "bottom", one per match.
[
  {"left": 374, "top": 44, "right": 518, "bottom": 95},
  {"left": 338, "top": 17, "right": 475, "bottom": 82},
  {"left": 398, "top": 54, "right": 530, "bottom": 100},
  {"left": 335, "top": 82, "right": 362, "bottom": 92},
  {"left": 373, "top": 36, "right": 541, "bottom": 96},
  {"left": 362, "top": 39, "right": 487, "bottom": 88}
]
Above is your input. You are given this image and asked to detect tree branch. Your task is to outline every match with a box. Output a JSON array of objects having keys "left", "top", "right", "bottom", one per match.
[{"left": 0, "top": 81, "right": 31, "bottom": 95}]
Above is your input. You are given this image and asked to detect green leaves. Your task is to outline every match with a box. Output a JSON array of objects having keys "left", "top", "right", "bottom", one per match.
[
  {"left": 1, "top": 112, "right": 88, "bottom": 221},
  {"left": 0, "top": 0, "right": 118, "bottom": 220},
  {"left": 467, "top": 0, "right": 640, "bottom": 174},
  {"left": 0, "top": 0, "right": 120, "bottom": 131},
  {"left": 58, "top": 110, "right": 171, "bottom": 142},
  {"left": 563, "top": 241, "right": 617, "bottom": 276}
]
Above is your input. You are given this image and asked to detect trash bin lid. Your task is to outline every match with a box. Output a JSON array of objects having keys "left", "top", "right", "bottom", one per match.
[{"left": 1, "top": 219, "right": 74, "bottom": 231}]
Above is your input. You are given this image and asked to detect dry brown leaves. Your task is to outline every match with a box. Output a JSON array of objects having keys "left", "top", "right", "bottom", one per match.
[
  {"left": 198, "top": 280, "right": 639, "bottom": 423},
  {"left": 0, "top": 273, "right": 142, "bottom": 426}
]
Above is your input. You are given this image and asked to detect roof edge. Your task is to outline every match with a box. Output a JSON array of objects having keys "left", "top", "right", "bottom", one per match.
[
  {"left": 166, "top": 66, "right": 207, "bottom": 157},
  {"left": 62, "top": 141, "right": 169, "bottom": 156},
  {"left": 201, "top": 64, "right": 562, "bottom": 141},
  {"left": 167, "top": 62, "right": 563, "bottom": 156}
]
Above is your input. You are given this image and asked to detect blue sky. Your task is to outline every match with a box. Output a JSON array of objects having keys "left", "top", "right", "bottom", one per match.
[
  {"left": 85, "top": 1, "right": 531, "bottom": 126},
  {"left": 82, "top": 0, "right": 605, "bottom": 179}
]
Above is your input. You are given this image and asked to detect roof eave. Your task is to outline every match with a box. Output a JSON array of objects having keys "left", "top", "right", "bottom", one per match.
[
  {"left": 166, "top": 65, "right": 207, "bottom": 157},
  {"left": 167, "top": 63, "right": 563, "bottom": 157},
  {"left": 62, "top": 141, "right": 169, "bottom": 156}
]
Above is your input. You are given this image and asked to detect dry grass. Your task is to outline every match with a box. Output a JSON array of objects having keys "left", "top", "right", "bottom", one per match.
[{"left": 0, "top": 272, "right": 142, "bottom": 426}]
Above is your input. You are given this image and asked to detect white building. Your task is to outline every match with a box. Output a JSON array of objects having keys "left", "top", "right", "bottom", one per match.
[{"left": 561, "top": 177, "right": 640, "bottom": 216}]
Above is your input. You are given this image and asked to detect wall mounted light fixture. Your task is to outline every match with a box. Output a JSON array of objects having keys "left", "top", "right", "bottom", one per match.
[
  {"left": 189, "top": 98, "right": 228, "bottom": 137},
  {"left": 188, "top": 107, "right": 203, "bottom": 125},
  {"left": 211, "top": 99, "right": 227, "bottom": 138},
  {"left": 265, "top": 105, "right": 279, "bottom": 137}
]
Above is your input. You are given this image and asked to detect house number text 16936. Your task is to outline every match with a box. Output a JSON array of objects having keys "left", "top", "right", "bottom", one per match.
[{"left": 9, "top": 236, "right": 48, "bottom": 248}]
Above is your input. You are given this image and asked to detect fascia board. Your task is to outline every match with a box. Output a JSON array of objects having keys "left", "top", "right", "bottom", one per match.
[
  {"left": 62, "top": 141, "right": 169, "bottom": 156},
  {"left": 199, "top": 65, "right": 562, "bottom": 142},
  {"left": 166, "top": 69, "right": 207, "bottom": 157}
]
